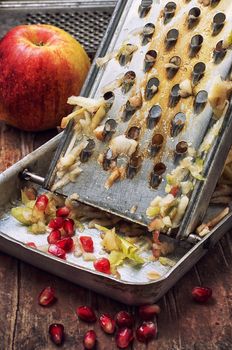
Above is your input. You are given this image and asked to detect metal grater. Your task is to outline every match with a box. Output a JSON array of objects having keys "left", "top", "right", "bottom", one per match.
[
  {"left": 0, "top": 0, "right": 115, "bottom": 58},
  {"left": 40, "top": 0, "right": 232, "bottom": 240}
]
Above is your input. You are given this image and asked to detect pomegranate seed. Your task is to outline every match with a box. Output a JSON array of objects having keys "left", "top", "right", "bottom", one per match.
[
  {"left": 56, "top": 206, "right": 70, "bottom": 217},
  {"left": 38, "top": 286, "right": 56, "bottom": 306},
  {"left": 76, "top": 306, "right": 96, "bottom": 323},
  {"left": 26, "top": 242, "right": 37, "bottom": 248},
  {"left": 136, "top": 321, "right": 157, "bottom": 343},
  {"left": 48, "top": 217, "right": 64, "bottom": 230},
  {"left": 138, "top": 304, "right": 161, "bottom": 321},
  {"left": 49, "top": 323, "right": 64, "bottom": 345},
  {"left": 192, "top": 286, "right": 212, "bottom": 303},
  {"left": 94, "top": 258, "right": 111, "bottom": 274},
  {"left": 47, "top": 230, "right": 61, "bottom": 244},
  {"left": 83, "top": 330, "right": 97, "bottom": 349},
  {"left": 152, "top": 231, "right": 160, "bottom": 243},
  {"left": 35, "top": 194, "right": 48, "bottom": 211},
  {"left": 170, "top": 186, "right": 179, "bottom": 197},
  {"left": 115, "top": 311, "right": 134, "bottom": 328},
  {"left": 99, "top": 313, "right": 115, "bottom": 334},
  {"left": 55, "top": 237, "right": 74, "bottom": 252},
  {"left": 48, "top": 244, "right": 66, "bottom": 259},
  {"left": 63, "top": 218, "right": 75, "bottom": 236},
  {"left": 80, "top": 236, "right": 94, "bottom": 253},
  {"left": 116, "top": 328, "right": 134, "bottom": 349}
]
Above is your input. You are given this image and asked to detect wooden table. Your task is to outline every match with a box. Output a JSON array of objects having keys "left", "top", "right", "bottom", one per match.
[{"left": 0, "top": 122, "right": 232, "bottom": 350}]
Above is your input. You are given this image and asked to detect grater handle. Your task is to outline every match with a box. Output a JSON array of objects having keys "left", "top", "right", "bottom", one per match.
[{"left": 20, "top": 169, "right": 45, "bottom": 186}]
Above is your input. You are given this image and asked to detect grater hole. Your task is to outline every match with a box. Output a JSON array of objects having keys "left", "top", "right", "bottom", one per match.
[
  {"left": 192, "top": 62, "right": 206, "bottom": 85},
  {"left": 171, "top": 112, "right": 186, "bottom": 137},
  {"left": 175, "top": 141, "right": 188, "bottom": 155},
  {"left": 169, "top": 84, "right": 180, "bottom": 107},
  {"left": 194, "top": 90, "right": 208, "bottom": 114},
  {"left": 147, "top": 105, "right": 162, "bottom": 129},
  {"left": 144, "top": 50, "right": 157, "bottom": 72},
  {"left": 145, "top": 77, "right": 160, "bottom": 100},
  {"left": 164, "top": 2, "right": 177, "bottom": 24},
  {"left": 213, "top": 40, "right": 227, "bottom": 64},
  {"left": 188, "top": 7, "right": 201, "bottom": 29},
  {"left": 150, "top": 163, "right": 166, "bottom": 189},
  {"left": 150, "top": 133, "right": 164, "bottom": 156},
  {"left": 126, "top": 155, "right": 142, "bottom": 179},
  {"left": 189, "top": 34, "right": 203, "bottom": 58}
]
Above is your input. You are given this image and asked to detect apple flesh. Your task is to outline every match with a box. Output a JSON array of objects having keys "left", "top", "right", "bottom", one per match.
[{"left": 0, "top": 24, "right": 90, "bottom": 131}]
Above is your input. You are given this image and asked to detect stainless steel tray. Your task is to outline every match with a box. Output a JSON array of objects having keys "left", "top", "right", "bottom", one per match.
[
  {"left": 0, "top": 135, "right": 232, "bottom": 305},
  {"left": 43, "top": 0, "right": 232, "bottom": 239},
  {"left": 0, "top": 0, "right": 232, "bottom": 305}
]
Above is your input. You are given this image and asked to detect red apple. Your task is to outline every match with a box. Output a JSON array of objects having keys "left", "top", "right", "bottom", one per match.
[{"left": 0, "top": 24, "right": 90, "bottom": 131}]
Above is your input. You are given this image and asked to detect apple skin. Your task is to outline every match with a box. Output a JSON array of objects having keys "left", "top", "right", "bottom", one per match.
[{"left": 0, "top": 24, "right": 90, "bottom": 131}]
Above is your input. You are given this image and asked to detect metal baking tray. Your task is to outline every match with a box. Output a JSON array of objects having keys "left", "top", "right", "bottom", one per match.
[
  {"left": 0, "top": 0, "right": 232, "bottom": 305},
  {"left": 0, "top": 136, "right": 232, "bottom": 305},
  {"left": 43, "top": 0, "right": 232, "bottom": 239}
]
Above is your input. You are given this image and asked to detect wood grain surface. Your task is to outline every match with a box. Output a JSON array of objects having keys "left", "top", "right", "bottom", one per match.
[{"left": 0, "top": 122, "right": 231, "bottom": 350}]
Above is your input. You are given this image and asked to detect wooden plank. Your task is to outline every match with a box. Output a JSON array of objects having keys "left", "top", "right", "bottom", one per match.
[
  {"left": 11, "top": 261, "right": 128, "bottom": 350},
  {"left": 0, "top": 123, "right": 23, "bottom": 171},
  {"left": 0, "top": 253, "right": 18, "bottom": 349}
]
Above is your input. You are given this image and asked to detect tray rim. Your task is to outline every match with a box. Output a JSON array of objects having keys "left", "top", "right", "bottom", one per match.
[
  {"left": 0, "top": 200, "right": 232, "bottom": 287},
  {"left": 0, "top": 132, "right": 232, "bottom": 288}
]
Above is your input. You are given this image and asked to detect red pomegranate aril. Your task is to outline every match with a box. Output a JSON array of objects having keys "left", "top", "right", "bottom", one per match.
[
  {"left": 115, "top": 311, "right": 134, "bottom": 328},
  {"left": 94, "top": 258, "right": 111, "bottom": 274},
  {"left": 76, "top": 306, "right": 97, "bottom": 323},
  {"left": 49, "top": 323, "right": 64, "bottom": 345},
  {"left": 48, "top": 217, "right": 64, "bottom": 230},
  {"left": 47, "top": 229, "right": 61, "bottom": 244},
  {"left": 48, "top": 244, "right": 66, "bottom": 259},
  {"left": 63, "top": 218, "right": 75, "bottom": 236},
  {"left": 99, "top": 313, "right": 115, "bottom": 334},
  {"left": 56, "top": 206, "right": 70, "bottom": 218},
  {"left": 80, "top": 236, "right": 94, "bottom": 253},
  {"left": 55, "top": 237, "right": 74, "bottom": 252},
  {"left": 170, "top": 186, "right": 179, "bottom": 197},
  {"left": 35, "top": 194, "right": 48, "bottom": 211},
  {"left": 83, "top": 330, "right": 97, "bottom": 349},
  {"left": 26, "top": 242, "right": 37, "bottom": 248},
  {"left": 116, "top": 328, "right": 134, "bottom": 349},
  {"left": 38, "top": 286, "right": 56, "bottom": 306},
  {"left": 139, "top": 304, "right": 161, "bottom": 321},
  {"left": 136, "top": 321, "right": 157, "bottom": 343},
  {"left": 192, "top": 286, "right": 212, "bottom": 303}
]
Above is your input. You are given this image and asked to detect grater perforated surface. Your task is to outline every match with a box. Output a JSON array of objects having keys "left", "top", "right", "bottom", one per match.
[{"left": 47, "top": 0, "right": 232, "bottom": 238}]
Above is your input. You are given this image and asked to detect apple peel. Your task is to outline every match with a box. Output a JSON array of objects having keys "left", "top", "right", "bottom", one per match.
[{"left": 0, "top": 24, "right": 90, "bottom": 131}]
